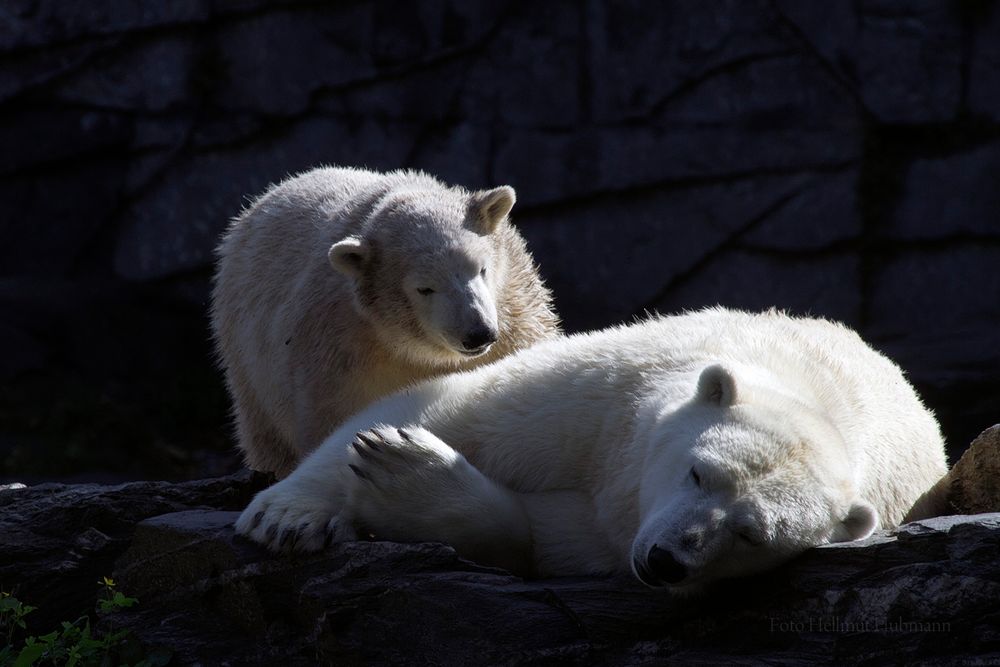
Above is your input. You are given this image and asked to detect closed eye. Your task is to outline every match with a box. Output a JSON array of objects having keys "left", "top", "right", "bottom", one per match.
[
  {"left": 690, "top": 467, "right": 701, "bottom": 488},
  {"left": 737, "top": 531, "right": 762, "bottom": 547},
  {"left": 480, "top": 266, "right": 487, "bottom": 277},
  {"left": 417, "top": 287, "right": 435, "bottom": 296}
]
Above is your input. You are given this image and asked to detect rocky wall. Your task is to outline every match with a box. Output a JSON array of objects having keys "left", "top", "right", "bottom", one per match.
[{"left": 1, "top": 0, "right": 998, "bottom": 479}]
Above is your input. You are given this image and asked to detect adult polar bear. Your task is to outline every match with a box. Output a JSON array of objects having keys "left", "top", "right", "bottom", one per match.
[{"left": 236, "top": 308, "right": 947, "bottom": 590}]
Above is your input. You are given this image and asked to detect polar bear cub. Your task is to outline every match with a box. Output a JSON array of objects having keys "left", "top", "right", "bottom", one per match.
[
  {"left": 211, "top": 167, "right": 560, "bottom": 478},
  {"left": 234, "top": 308, "right": 947, "bottom": 590}
]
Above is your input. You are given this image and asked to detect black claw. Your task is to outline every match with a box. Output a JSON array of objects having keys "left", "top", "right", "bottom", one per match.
[
  {"left": 397, "top": 427, "right": 413, "bottom": 443},
  {"left": 251, "top": 511, "right": 265, "bottom": 529},
  {"left": 349, "top": 463, "right": 370, "bottom": 481},
  {"left": 352, "top": 440, "right": 375, "bottom": 460},
  {"left": 323, "top": 529, "right": 334, "bottom": 549},
  {"left": 279, "top": 528, "right": 295, "bottom": 548},
  {"left": 266, "top": 523, "right": 278, "bottom": 542},
  {"left": 356, "top": 432, "right": 381, "bottom": 451}
]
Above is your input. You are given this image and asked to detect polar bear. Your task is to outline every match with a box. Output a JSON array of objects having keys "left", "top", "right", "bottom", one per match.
[
  {"left": 211, "top": 166, "right": 560, "bottom": 478},
  {"left": 234, "top": 308, "right": 947, "bottom": 590}
]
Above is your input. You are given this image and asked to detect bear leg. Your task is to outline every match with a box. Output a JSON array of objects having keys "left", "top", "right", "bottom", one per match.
[{"left": 345, "top": 425, "right": 533, "bottom": 574}]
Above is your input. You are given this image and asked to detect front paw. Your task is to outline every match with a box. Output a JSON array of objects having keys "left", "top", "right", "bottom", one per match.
[
  {"left": 234, "top": 479, "right": 355, "bottom": 552},
  {"left": 346, "top": 426, "right": 481, "bottom": 538}
]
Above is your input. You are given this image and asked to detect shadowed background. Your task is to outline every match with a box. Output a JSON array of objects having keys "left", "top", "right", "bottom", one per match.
[{"left": 1, "top": 0, "right": 998, "bottom": 483}]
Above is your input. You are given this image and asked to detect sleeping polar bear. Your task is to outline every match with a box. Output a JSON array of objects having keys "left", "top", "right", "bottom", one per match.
[{"left": 235, "top": 308, "right": 947, "bottom": 591}]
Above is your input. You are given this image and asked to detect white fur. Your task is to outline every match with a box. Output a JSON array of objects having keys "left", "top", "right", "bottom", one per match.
[
  {"left": 234, "top": 308, "right": 947, "bottom": 590},
  {"left": 210, "top": 167, "right": 559, "bottom": 478}
]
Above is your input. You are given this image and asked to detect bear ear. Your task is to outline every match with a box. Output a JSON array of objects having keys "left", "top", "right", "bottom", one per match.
[
  {"left": 832, "top": 501, "right": 878, "bottom": 543},
  {"left": 469, "top": 186, "right": 516, "bottom": 235},
  {"left": 328, "top": 236, "right": 368, "bottom": 277},
  {"left": 696, "top": 364, "right": 739, "bottom": 407}
]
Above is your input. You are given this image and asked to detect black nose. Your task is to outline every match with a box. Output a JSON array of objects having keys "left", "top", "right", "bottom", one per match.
[
  {"left": 646, "top": 545, "right": 687, "bottom": 584},
  {"left": 462, "top": 327, "right": 497, "bottom": 351}
]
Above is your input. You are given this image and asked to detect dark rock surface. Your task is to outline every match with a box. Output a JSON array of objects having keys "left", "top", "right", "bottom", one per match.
[
  {"left": 2, "top": 2, "right": 998, "bottom": 477},
  {"left": 2, "top": 428, "right": 1000, "bottom": 664},
  {"left": 102, "top": 509, "right": 1000, "bottom": 666},
  {"left": 0, "top": 470, "right": 271, "bottom": 631}
]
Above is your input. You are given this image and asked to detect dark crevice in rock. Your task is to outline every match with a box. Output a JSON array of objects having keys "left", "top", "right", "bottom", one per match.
[
  {"left": 401, "top": 48, "right": 481, "bottom": 169},
  {"left": 617, "top": 49, "right": 799, "bottom": 127},
  {"left": 0, "top": 38, "right": 118, "bottom": 105},
  {"left": 516, "top": 159, "right": 858, "bottom": 219},
  {"left": 768, "top": 0, "right": 873, "bottom": 120},
  {"left": 637, "top": 181, "right": 814, "bottom": 314}
]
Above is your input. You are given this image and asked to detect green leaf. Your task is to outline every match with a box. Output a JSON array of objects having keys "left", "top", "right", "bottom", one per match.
[{"left": 13, "top": 643, "right": 44, "bottom": 667}]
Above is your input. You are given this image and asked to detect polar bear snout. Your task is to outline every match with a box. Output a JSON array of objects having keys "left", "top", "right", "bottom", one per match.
[
  {"left": 421, "top": 270, "right": 501, "bottom": 358},
  {"left": 460, "top": 325, "right": 498, "bottom": 354},
  {"left": 635, "top": 545, "right": 688, "bottom": 586}
]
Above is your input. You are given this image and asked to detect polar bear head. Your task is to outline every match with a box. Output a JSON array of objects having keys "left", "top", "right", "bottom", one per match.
[
  {"left": 328, "top": 185, "right": 516, "bottom": 366},
  {"left": 631, "top": 364, "right": 878, "bottom": 593}
]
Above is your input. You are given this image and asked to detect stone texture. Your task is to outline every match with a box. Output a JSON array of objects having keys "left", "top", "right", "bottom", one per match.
[
  {"left": 868, "top": 247, "right": 1000, "bottom": 337},
  {"left": 1, "top": 1, "right": 998, "bottom": 482},
  {"left": 773, "top": 0, "right": 969, "bottom": 123},
  {"left": 0, "top": 471, "right": 270, "bottom": 632},
  {"left": 214, "top": 6, "right": 376, "bottom": 116},
  {"left": 0, "top": 108, "right": 132, "bottom": 174},
  {"left": 3, "top": 429, "right": 1000, "bottom": 663},
  {"left": 906, "top": 424, "right": 999, "bottom": 520},
  {"left": 112, "top": 117, "right": 416, "bottom": 281},
  {"left": 740, "top": 167, "right": 862, "bottom": 251},
  {"left": 945, "top": 425, "right": 1000, "bottom": 515},
  {"left": 494, "top": 122, "right": 859, "bottom": 209},
  {"left": 969, "top": 3, "right": 1000, "bottom": 121},
  {"left": 888, "top": 140, "right": 1000, "bottom": 240},
  {"left": 0, "top": 2, "right": 208, "bottom": 52},
  {"left": 653, "top": 250, "right": 862, "bottom": 328},
  {"left": 517, "top": 172, "right": 854, "bottom": 330},
  {"left": 102, "top": 510, "right": 1000, "bottom": 665},
  {"left": 587, "top": 0, "right": 792, "bottom": 123},
  {"left": 51, "top": 36, "right": 198, "bottom": 112}
]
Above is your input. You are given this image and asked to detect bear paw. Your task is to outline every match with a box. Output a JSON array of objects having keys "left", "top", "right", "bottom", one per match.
[
  {"left": 234, "top": 479, "right": 356, "bottom": 553},
  {"left": 345, "top": 426, "right": 493, "bottom": 540}
]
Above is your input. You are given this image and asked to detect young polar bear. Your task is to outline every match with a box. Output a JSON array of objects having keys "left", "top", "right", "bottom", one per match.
[
  {"left": 211, "top": 167, "right": 559, "bottom": 478},
  {"left": 235, "top": 308, "right": 947, "bottom": 590}
]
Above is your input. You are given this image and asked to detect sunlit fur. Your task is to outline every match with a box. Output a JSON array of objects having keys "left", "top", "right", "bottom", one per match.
[
  {"left": 235, "top": 308, "right": 947, "bottom": 590},
  {"left": 211, "top": 166, "right": 559, "bottom": 478}
]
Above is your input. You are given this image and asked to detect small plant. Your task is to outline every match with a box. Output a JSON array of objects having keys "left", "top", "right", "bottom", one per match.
[
  {"left": 0, "top": 578, "right": 168, "bottom": 667},
  {"left": 0, "top": 591, "right": 36, "bottom": 664}
]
